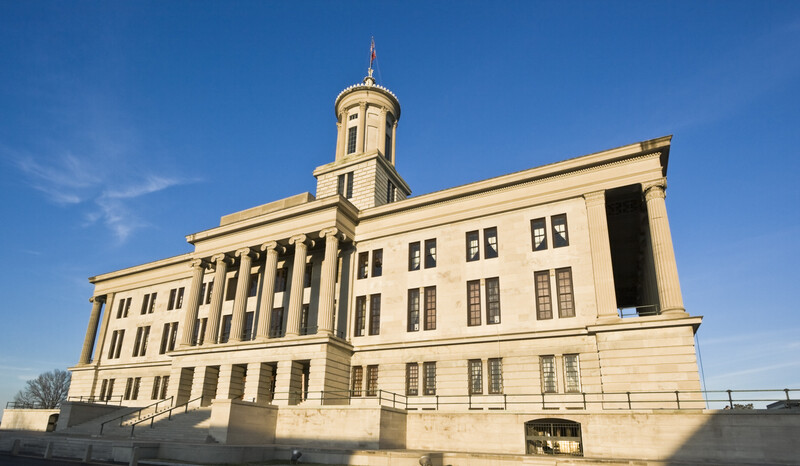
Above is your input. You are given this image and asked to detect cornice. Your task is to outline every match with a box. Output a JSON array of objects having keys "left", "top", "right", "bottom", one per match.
[{"left": 89, "top": 252, "right": 193, "bottom": 284}]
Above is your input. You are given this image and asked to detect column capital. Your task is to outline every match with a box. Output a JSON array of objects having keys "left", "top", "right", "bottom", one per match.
[
  {"left": 89, "top": 295, "right": 106, "bottom": 304},
  {"left": 190, "top": 258, "right": 210, "bottom": 269},
  {"left": 642, "top": 179, "right": 667, "bottom": 201},
  {"left": 260, "top": 241, "right": 286, "bottom": 255},
  {"left": 583, "top": 190, "right": 606, "bottom": 207},
  {"left": 319, "top": 227, "right": 346, "bottom": 242},
  {"left": 358, "top": 102, "right": 367, "bottom": 110},
  {"left": 379, "top": 106, "right": 388, "bottom": 115},
  {"left": 289, "top": 234, "right": 308, "bottom": 246},
  {"left": 210, "top": 253, "right": 234, "bottom": 266},
  {"left": 235, "top": 247, "right": 259, "bottom": 261}
]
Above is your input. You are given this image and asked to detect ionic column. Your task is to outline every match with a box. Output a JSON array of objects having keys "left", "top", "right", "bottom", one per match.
[
  {"left": 205, "top": 253, "right": 233, "bottom": 344},
  {"left": 180, "top": 259, "right": 209, "bottom": 347},
  {"left": 356, "top": 102, "right": 367, "bottom": 154},
  {"left": 584, "top": 191, "right": 619, "bottom": 320},
  {"left": 391, "top": 121, "right": 398, "bottom": 165},
  {"left": 335, "top": 111, "right": 346, "bottom": 161},
  {"left": 643, "top": 181, "right": 686, "bottom": 315},
  {"left": 230, "top": 248, "right": 259, "bottom": 342},
  {"left": 79, "top": 295, "right": 106, "bottom": 364},
  {"left": 378, "top": 107, "right": 387, "bottom": 157},
  {"left": 93, "top": 291, "right": 115, "bottom": 365},
  {"left": 286, "top": 234, "right": 309, "bottom": 337},
  {"left": 256, "top": 241, "right": 281, "bottom": 340},
  {"left": 317, "top": 228, "right": 342, "bottom": 335}
]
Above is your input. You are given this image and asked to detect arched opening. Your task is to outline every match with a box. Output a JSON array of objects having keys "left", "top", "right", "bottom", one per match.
[
  {"left": 46, "top": 414, "right": 59, "bottom": 432},
  {"left": 525, "top": 418, "right": 582, "bottom": 456}
]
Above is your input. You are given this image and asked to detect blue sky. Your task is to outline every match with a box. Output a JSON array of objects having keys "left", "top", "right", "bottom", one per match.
[{"left": 1, "top": 1, "right": 798, "bottom": 413}]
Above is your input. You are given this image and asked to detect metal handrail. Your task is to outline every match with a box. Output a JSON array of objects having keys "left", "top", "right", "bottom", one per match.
[
  {"left": 5, "top": 401, "right": 62, "bottom": 409},
  {"left": 128, "top": 395, "right": 206, "bottom": 438},
  {"left": 66, "top": 395, "right": 124, "bottom": 406},
  {"left": 99, "top": 396, "right": 173, "bottom": 435}
]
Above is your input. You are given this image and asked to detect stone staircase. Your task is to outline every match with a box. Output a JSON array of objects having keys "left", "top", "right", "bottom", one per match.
[
  {"left": 0, "top": 432, "right": 116, "bottom": 462},
  {"left": 125, "top": 406, "right": 214, "bottom": 443}
]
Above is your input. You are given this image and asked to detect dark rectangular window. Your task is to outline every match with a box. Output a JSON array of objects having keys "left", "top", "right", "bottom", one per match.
[
  {"left": 541, "top": 355, "right": 557, "bottom": 393},
  {"left": 468, "top": 359, "right": 483, "bottom": 395},
  {"left": 484, "top": 227, "right": 498, "bottom": 259},
  {"left": 369, "top": 294, "right": 381, "bottom": 336},
  {"left": 354, "top": 296, "right": 366, "bottom": 337},
  {"left": 275, "top": 268, "right": 287, "bottom": 292},
  {"left": 193, "top": 318, "right": 207, "bottom": 346},
  {"left": 117, "top": 297, "right": 131, "bottom": 318},
  {"left": 366, "top": 365, "right": 379, "bottom": 396},
  {"left": 269, "top": 308, "right": 284, "bottom": 338},
  {"left": 467, "top": 280, "right": 481, "bottom": 326},
  {"left": 299, "top": 305, "right": 309, "bottom": 335},
  {"left": 486, "top": 277, "right": 501, "bottom": 324},
  {"left": 141, "top": 293, "right": 156, "bottom": 314},
  {"left": 219, "top": 315, "right": 232, "bottom": 343},
  {"left": 424, "top": 286, "right": 436, "bottom": 330},
  {"left": 552, "top": 214, "right": 569, "bottom": 248},
  {"left": 304, "top": 264, "right": 313, "bottom": 288},
  {"left": 347, "top": 127, "right": 357, "bottom": 154},
  {"left": 406, "top": 363, "right": 419, "bottom": 396},
  {"left": 349, "top": 113, "right": 358, "bottom": 121},
  {"left": 424, "top": 239, "right": 437, "bottom": 268},
  {"left": 531, "top": 218, "right": 547, "bottom": 251},
  {"left": 167, "top": 289, "right": 177, "bottom": 310},
  {"left": 423, "top": 362, "right": 436, "bottom": 395},
  {"left": 408, "top": 242, "right": 421, "bottom": 271},
  {"left": 488, "top": 358, "right": 503, "bottom": 394},
  {"left": 151, "top": 376, "right": 162, "bottom": 400},
  {"left": 160, "top": 322, "right": 178, "bottom": 354},
  {"left": 244, "top": 311, "right": 255, "bottom": 340},
  {"left": 149, "top": 293, "right": 157, "bottom": 313},
  {"left": 357, "top": 252, "right": 369, "bottom": 279},
  {"left": 248, "top": 274, "right": 259, "bottom": 297},
  {"left": 466, "top": 230, "right": 480, "bottom": 261},
  {"left": 159, "top": 375, "right": 169, "bottom": 399},
  {"left": 351, "top": 366, "right": 363, "bottom": 397},
  {"left": 386, "top": 180, "right": 395, "bottom": 203},
  {"left": 407, "top": 289, "right": 420, "bottom": 332},
  {"left": 205, "top": 280, "right": 214, "bottom": 304},
  {"left": 385, "top": 133, "right": 392, "bottom": 161},
  {"left": 337, "top": 171, "right": 354, "bottom": 198},
  {"left": 556, "top": 267, "right": 575, "bottom": 318},
  {"left": 225, "top": 276, "right": 237, "bottom": 301},
  {"left": 176, "top": 287, "right": 184, "bottom": 309},
  {"left": 372, "top": 249, "right": 383, "bottom": 277},
  {"left": 535, "top": 271, "right": 553, "bottom": 320},
  {"left": 132, "top": 326, "right": 150, "bottom": 357}
]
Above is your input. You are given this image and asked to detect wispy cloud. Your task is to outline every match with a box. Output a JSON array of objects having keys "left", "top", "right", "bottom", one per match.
[{"left": 707, "top": 360, "right": 800, "bottom": 381}]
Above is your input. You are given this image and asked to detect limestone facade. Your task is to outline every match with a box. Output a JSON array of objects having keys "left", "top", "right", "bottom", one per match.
[{"left": 68, "top": 72, "right": 703, "bottom": 442}]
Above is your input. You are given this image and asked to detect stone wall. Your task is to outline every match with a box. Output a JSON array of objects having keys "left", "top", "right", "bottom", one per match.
[{"left": 0, "top": 409, "right": 60, "bottom": 431}]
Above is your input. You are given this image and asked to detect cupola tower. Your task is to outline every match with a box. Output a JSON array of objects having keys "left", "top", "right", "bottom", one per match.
[{"left": 313, "top": 67, "right": 411, "bottom": 210}]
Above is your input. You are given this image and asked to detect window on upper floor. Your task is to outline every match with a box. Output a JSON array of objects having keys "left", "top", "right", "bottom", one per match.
[
  {"left": 347, "top": 127, "right": 357, "bottom": 154},
  {"left": 205, "top": 280, "right": 214, "bottom": 304},
  {"left": 369, "top": 294, "right": 381, "bottom": 336},
  {"left": 556, "top": 267, "right": 575, "bottom": 318},
  {"left": 424, "top": 239, "right": 437, "bottom": 268},
  {"left": 167, "top": 287, "right": 185, "bottom": 310},
  {"left": 467, "top": 280, "right": 481, "bottom": 326},
  {"left": 535, "top": 270, "right": 553, "bottom": 320},
  {"left": 219, "top": 315, "right": 232, "bottom": 343},
  {"left": 466, "top": 231, "right": 480, "bottom": 262},
  {"left": 244, "top": 311, "right": 255, "bottom": 340},
  {"left": 406, "top": 363, "right": 419, "bottom": 396},
  {"left": 407, "top": 289, "right": 420, "bottom": 332},
  {"left": 124, "top": 377, "right": 141, "bottom": 401},
  {"left": 152, "top": 375, "right": 170, "bottom": 400},
  {"left": 531, "top": 218, "right": 547, "bottom": 251},
  {"left": 349, "top": 113, "right": 358, "bottom": 121},
  {"left": 541, "top": 355, "right": 557, "bottom": 393},
  {"left": 408, "top": 242, "right": 421, "bottom": 271},
  {"left": 486, "top": 277, "right": 501, "bottom": 325},
  {"left": 488, "top": 358, "right": 503, "bottom": 394},
  {"left": 275, "top": 268, "right": 287, "bottom": 292},
  {"left": 304, "top": 264, "right": 313, "bottom": 288},
  {"left": 159, "top": 322, "right": 178, "bottom": 354},
  {"left": 357, "top": 252, "right": 369, "bottom": 279},
  {"left": 372, "top": 249, "right": 383, "bottom": 277},
  {"left": 385, "top": 125, "right": 392, "bottom": 161},
  {"left": 132, "top": 326, "right": 150, "bottom": 357},
  {"left": 299, "top": 305, "right": 310, "bottom": 335},
  {"left": 468, "top": 359, "right": 483, "bottom": 395},
  {"left": 564, "top": 354, "right": 581, "bottom": 393},
  {"left": 141, "top": 293, "right": 157, "bottom": 314},
  {"left": 269, "top": 308, "right": 284, "bottom": 338},
  {"left": 552, "top": 214, "right": 569, "bottom": 248},
  {"left": 108, "top": 330, "right": 124, "bottom": 359},
  {"left": 424, "top": 286, "right": 437, "bottom": 331},
  {"left": 225, "top": 276, "right": 237, "bottom": 301},
  {"left": 116, "top": 297, "right": 131, "bottom": 318},
  {"left": 423, "top": 362, "right": 437, "bottom": 396},
  {"left": 193, "top": 318, "right": 207, "bottom": 346},
  {"left": 249, "top": 273, "right": 259, "bottom": 297},
  {"left": 337, "top": 171, "right": 354, "bottom": 198},
  {"left": 354, "top": 296, "right": 366, "bottom": 337},
  {"left": 99, "top": 378, "right": 115, "bottom": 402},
  {"left": 386, "top": 180, "right": 396, "bottom": 203},
  {"left": 484, "top": 227, "right": 498, "bottom": 259}
]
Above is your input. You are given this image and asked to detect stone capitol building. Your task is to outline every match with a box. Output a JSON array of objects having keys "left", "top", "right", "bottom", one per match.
[{"left": 57, "top": 67, "right": 716, "bottom": 462}]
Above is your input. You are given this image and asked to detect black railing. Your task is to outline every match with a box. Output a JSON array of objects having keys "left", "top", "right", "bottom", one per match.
[
  {"left": 128, "top": 395, "right": 207, "bottom": 438},
  {"left": 66, "top": 395, "right": 124, "bottom": 406},
  {"left": 618, "top": 304, "right": 659, "bottom": 317},
  {"left": 5, "top": 401, "right": 62, "bottom": 410},
  {"left": 99, "top": 396, "right": 173, "bottom": 435}
]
